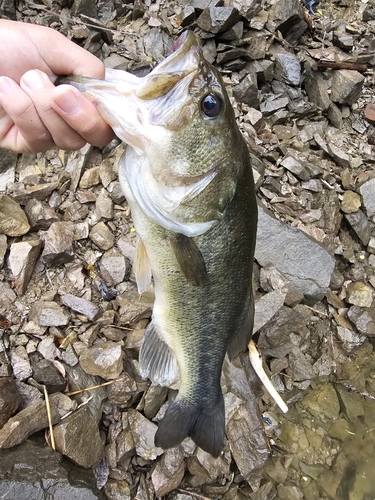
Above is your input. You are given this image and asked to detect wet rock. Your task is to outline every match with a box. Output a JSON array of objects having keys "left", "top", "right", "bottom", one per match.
[
  {"left": 63, "top": 200, "right": 89, "bottom": 222},
  {"left": 8, "top": 239, "right": 42, "bottom": 295},
  {"left": 347, "top": 306, "right": 375, "bottom": 336},
  {"left": 359, "top": 177, "right": 375, "bottom": 219},
  {"left": 79, "top": 166, "right": 101, "bottom": 189},
  {"left": 253, "top": 289, "right": 286, "bottom": 333},
  {"left": 79, "top": 341, "right": 123, "bottom": 379},
  {"left": 273, "top": 52, "right": 301, "bottom": 86},
  {"left": 196, "top": 7, "right": 240, "bottom": 34},
  {"left": 127, "top": 409, "right": 163, "bottom": 460},
  {"left": 151, "top": 446, "right": 185, "bottom": 497},
  {"left": 287, "top": 346, "right": 314, "bottom": 381},
  {"left": 301, "top": 383, "right": 340, "bottom": 420},
  {"left": 0, "top": 393, "right": 76, "bottom": 448},
  {"left": 0, "top": 195, "right": 30, "bottom": 236},
  {"left": 248, "top": 59, "right": 274, "bottom": 82},
  {"left": 277, "top": 485, "right": 303, "bottom": 500},
  {"left": 100, "top": 250, "right": 127, "bottom": 286},
  {"left": 54, "top": 406, "right": 104, "bottom": 468},
  {"left": 42, "top": 221, "right": 75, "bottom": 266},
  {"left": 255, "top": 204, "right": 335, "bottom": 301},
  {"left": 89, "top": 221, "right": 115, "bottom": 250},
  {"left": 24, "top": 199, "right": 59, "bottom": 231},
  {"left": 344, "top": 209, "right": 371, "bottom": 246},
  {"left": 345, "top": 282, "right": 373, "bottom": 307},
  {"left": 10, "top": 346, "right": 32, "bottom": 381},
  {"left": 341, "top": 190, "right": 361, "bottom": 214},
  {"left": 0, "top": 378, "right": 22, "bottom": 429},
  {"left": 330, "top": 70, "right": 365, "bottom": 105},
  {"left": 32, "top": 359, "right": 67, "bottom": 393},
  {"left": 0, "top": 439, "right": 103, "bottom": 499},
  {"left": 29, "top": 300, "right": 69, "bottom": 327},
  {"left": 335, "top": 385, "right": 364, "bottom": 422},
  {"left": 62, "top": 293, "right": 101, "bottom": 321},
  {"left": 233, "top": 73, "right": 259, "bottom": 107},
  {"left": 225, "top": 391, "right": 268, "bottom": 481}
]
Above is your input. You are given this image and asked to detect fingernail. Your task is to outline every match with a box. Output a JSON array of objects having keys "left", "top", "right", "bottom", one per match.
[
  {"left": 22, "top": 70, "right": 50, "bottom": 90},
  {"left": 53, "top": 91, "right": 81, "bottom": 114},
  {"left": 0, "top": 77, "right": 15, "bottom": 94}
]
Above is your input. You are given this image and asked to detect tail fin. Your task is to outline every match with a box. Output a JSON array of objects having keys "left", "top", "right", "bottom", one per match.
[{"left": 155, "top": 396, "right": 225, "bottom": 458}]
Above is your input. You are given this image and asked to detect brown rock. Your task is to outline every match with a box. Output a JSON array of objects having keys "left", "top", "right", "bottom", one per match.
[
  {"left": 0, "top": 378, "right": 22, "bottom": 429},
  {"left": 0, "top": 195, "right": 30, "bottom": 236},
  {"left": 364, "top": 103, "right": 375, "bottom": 125}
]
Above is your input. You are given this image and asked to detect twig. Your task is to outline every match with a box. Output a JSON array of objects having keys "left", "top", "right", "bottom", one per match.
[
  {"left": 248, "top": 340, "right": 288, "bottom": 413},
  {"left": 61, "top": 395, "right": 94, "bottom": 420},
  {"left": 65, "top": 377, "right": 125, "bottom": 396},
  {"left": 177, "top": 489, "right": 211, "bottom": 500},
  {"left": 44, "top": 386, "right": 55, "bottom": 451},
  {"left": 312, "top": 61, "right": 367, "bottom": 72}
]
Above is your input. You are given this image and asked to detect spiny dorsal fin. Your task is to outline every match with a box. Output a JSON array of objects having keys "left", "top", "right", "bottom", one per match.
[
  {"left": 167, "top": 233, "right": 208, "bottom": 286},
  {"left": 134, "top": 237, "right": 152, "bottom": 294}
]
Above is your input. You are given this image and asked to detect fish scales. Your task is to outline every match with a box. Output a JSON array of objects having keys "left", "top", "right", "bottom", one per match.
[{"left": 58, "top": 31, "right": 258, "bottom": 457}]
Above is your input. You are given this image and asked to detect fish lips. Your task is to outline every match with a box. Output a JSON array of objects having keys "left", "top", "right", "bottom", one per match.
[{"left": 57, "top": 30, "right": 202, "bottom": 150}]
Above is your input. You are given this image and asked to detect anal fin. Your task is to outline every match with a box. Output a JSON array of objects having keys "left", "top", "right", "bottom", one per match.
[
  {"left": 139, "top": 321, "right": 178, "bottom": 386},
  {"left": 167, "top": 233, "right": 207, "bottom": 286},
  {"left": 134, "top": 237, "right": 152, "bottom": 294}
]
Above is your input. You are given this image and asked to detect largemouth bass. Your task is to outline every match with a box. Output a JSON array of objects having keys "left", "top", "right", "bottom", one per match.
[{"left": 60, "top": 31, "right": 257, "bottom": 457}]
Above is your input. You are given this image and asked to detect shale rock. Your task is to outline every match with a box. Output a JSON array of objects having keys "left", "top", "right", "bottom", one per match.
[
  {"left": 42, "top": 221, "right": 75, "bottom": 266},
  {"left": 62, "top": 293, "right": 101, "bottom": 321},
  {"left": 0, "top": 393, "right": 76, "bottom": 448},
  {"left": 0, "top": 378, "right": 22, "bottom": 429},
  {"left": 0, "top": 439, "right": 103, "bottom": 499},
  {"left": 127, "top": 409, "right": 163, "bottom": 460},
  {"left": 24, "top": 199, "right": 59, "bottom": 231},
  {"left": 255, "top": 204, "right": 335, "bottom": 301},
  {"left": 359, "top": 177, "right": 375, "bottom": 219},
  {"left": 0, "top": 195, "right": 30, "bottom": 237},
  {"left": 79, "top": 341, "right": 124, "bottom": 379},
  {"left": 89, "top": 221, "right": 115, "bottom": 250},
  {"left": 29, "top": 300, "right": 69, "bottom": 327},
  {"left": 196, "top": 7, "right": 240, "bottom": 33},
  {"left": 151, "top": 446, "right": 186, "bottom": 497},
  {"left": 330, "top": 70, "right": 365, "bottom": 105},
  {"left": 8, "top": 239, "right": 42, "bottom": 295},
  {"left": 53, "top": 406, "right": 104, "bottom": 468},
  {"left": 0, "top": 233, "right": 6, "bottom": 269}
]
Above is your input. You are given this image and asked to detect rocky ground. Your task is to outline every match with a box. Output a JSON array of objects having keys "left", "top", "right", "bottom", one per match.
[{"left": 1, "top": 0, "right": 375, "bottom": 498}]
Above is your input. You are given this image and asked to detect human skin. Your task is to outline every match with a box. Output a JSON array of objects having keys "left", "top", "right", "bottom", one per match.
[{"left": 0, "top": 19, "right": 114, "bottom": 153}]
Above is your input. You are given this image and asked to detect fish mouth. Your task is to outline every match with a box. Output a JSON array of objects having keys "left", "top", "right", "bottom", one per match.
[{"left": 59, "top": 31, "right": 199, "bottom": 100}]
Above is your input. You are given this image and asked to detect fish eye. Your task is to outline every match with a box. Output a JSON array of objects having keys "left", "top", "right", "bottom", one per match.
[{"left": 201, "top": 93, "right": 222, "bottom": 118}]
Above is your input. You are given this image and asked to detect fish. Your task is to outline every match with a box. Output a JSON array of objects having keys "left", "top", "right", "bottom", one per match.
[{"left": 59, "top": 30, "right": 257, "bottom": 457}]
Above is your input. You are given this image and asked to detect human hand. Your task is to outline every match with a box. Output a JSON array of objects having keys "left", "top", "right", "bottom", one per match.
[{"left": 0, "top": 20, "right": 114, "bottom": 153}]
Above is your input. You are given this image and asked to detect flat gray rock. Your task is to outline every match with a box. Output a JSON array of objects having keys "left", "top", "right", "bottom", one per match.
[{"left": 255, "top": 204, "right": 335, "bottom": 302}]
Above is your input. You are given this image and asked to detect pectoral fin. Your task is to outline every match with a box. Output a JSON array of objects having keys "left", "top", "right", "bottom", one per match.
[
  {"left": 167, "top": 233, "right": 208, "bottom": 286},
  {"left": 139, "top": 321, "right": 178, "bottom": 386},
  {"left": 134, "top": 237, "right": 152, "bottom": 294}
]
